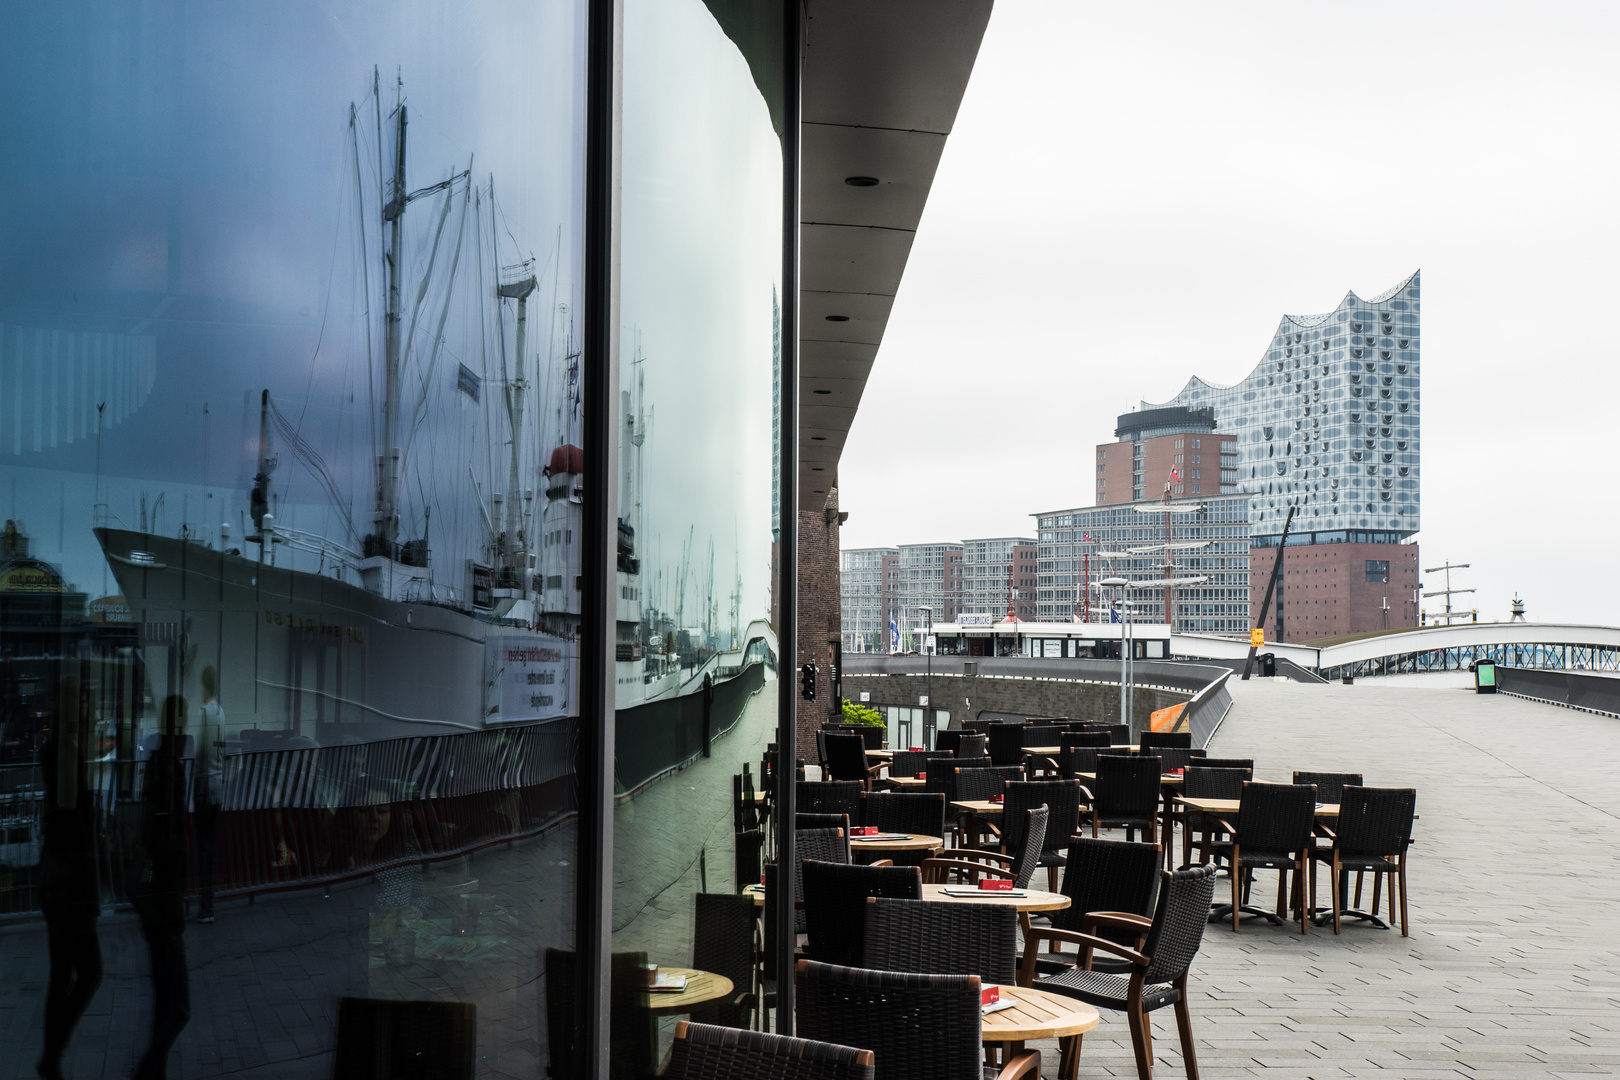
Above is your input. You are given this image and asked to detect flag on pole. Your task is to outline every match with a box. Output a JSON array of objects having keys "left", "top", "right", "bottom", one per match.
[
  {"left": 1169, "top": 466, "right": 1180, "bottom": 482},
  {"left": 1083, "top": 533, "right": 1093, "bottom": 543},
  {"left": 889, "top": 616, "right": 899, "bottom": 655}
]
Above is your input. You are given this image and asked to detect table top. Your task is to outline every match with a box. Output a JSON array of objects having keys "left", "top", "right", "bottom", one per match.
[
  {"left": 1175, "top": 795, "right": 1340, "bottom": 817},
  {"left": 1076, "top": 771, "right": 1184, "bottom": 785},
  {"left": 921, "top": 883, "right": 1071, "bottom": 913},
  {"left": 639, "top": 967, "right": 734, "bottom": 1013},
  {"left": 951, "top": 799, "right": 1004, "bottom": 815},
  {"left": 979, "top": 985, "right": 1101, "bottom": 1041},
  {"left": 850, "top": 832, "right": 942, "bottom": 852},
  {"left": 1027, "top": 744, "right": 1139, "bottom": 756},
  {"left": 885, "top": 775, "right": 927, "bottom": 788},
  {"left": 867, "top": 748, "right": 895, "bottom": 760},
  {"left": 743, "top": 882, "right": 766, "bottom": 907}
]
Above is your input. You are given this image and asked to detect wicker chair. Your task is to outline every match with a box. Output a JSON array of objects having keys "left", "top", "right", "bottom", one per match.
[
  {"left": 956, "top": 732, "right": 988, "bottom": 759},
  {"left": 889, "top": 749, "right": 952, "bottom": 779},
  {"left": 1198, "top": 757, "right": 1254, "bottom": 772},
  {"left": 1054, "top": 741, "right": 1108, "bottom": 780},
  {"left": 799, "top": 780, "right": 864, "bottom": 820},
  {"left": 999, "top": 780, "right": 1083, "bottom": 890},
  {"left": 954, "top": 766, "right": 1023, "bottom": 849},
  {"left": 1208, "top": 782, "right": 1318, "bottom": 934},
  {"left": 801, "top": 860, "right": 922, "bottom": 967},
  {"left": 1086, "top": 754, "right": 1164, "bottom": 843},
  {"left": 986, "top": 724, "right": 1027, "bottom": 766},
  {"left": 1174, "top": 766, "right": 1250, "bottom": 867},
  {"left": 861, "top": 791, "right": 946, "bottom": 838},
  {"left": 1020, "top": 864, "right": 1219, "bottom": 1080},
  {"left": 788, "top": 828, "right": 852, "bottom": 933},
  {"left": 735, "top": 828, "right": 764, "bottom": 892},
  {"left": 1139, "top": 731, "right": 1191, "bottom": 755},
  {"left": 1291, "top": 771, "right": 1364, "bottom": 805},
  {"left": 690, "top": 892, "right": 759, "bottom": 1028},
  {"left": 1065, "top": 729, "right": 1112, "bottom": 748},
  {"left": 796, "top": 961, "right": 1040, "bottom": 1080},
  {"left": 921, "top": 804, "right": 1047, "bottom": 889},
  {"left": 797, "top": 812, "right": 851, "bottom": 831},
  {"left": 824, "top": 732, "right": 885, "bottom": 790},
  {"left": 1039, "top": 836, "right": 1162, "bottom": 976},
  {"left": 1024, "top": 724, "right": 1064, "bottom": 751},
  {"left": 933, "top": 729, "right": 965, "bottom": 755},
  {"left": 665, "top": 1021, "right": 874, "bottom": 1080},
  {"left": 1156, "top": 747, "right": 1207, "bottom": 774},
  {"left": 1105, "top": 724, "right": 1132, "bottom": 746},
  {"left": 1311, "top": 786, "right": 1417, "bottom": 935},
  {"left": 922, "top": 757, "right": 989, "bottom": 847},
  {"left": 863, "top": 896, "right": 1019, "bottom": 985}
]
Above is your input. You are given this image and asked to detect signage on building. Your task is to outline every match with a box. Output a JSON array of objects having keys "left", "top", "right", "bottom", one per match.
[
  {"left": 90, "top": 595, "right": 132, "bottom": 623},
  {"left": 485, "top": 635, "right": 574, "bottom": 724},
  {"left": 958, "top": 614, "right": 995, "bottom": 627},
  {"left": 1250, "top": 628, "right": 1265, "bottom": 647},
  {"left": 0, "top": 562, "right": 65, "bottom": 593}
]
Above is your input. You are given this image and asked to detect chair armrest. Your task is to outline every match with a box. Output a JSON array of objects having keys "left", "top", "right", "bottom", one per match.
[
  {"left": 995, "top": 1049, "right": 1042, "bottom": 1080},
  {"left": 868, "top": 859, "right": 894, "bottom": 867},
  {"left": 1019, "top": 926, "right": 1148, "bottom": 985},
  {"left": 950, "top": 848, "right": 1015, "bottom": 867},
  {"left": 1076, "top": 784, "right": 1095, "bottom": 803},
  {"left": 1315, "top": 823, "right": 1338, "bottom": 841},
  {"left": 920, "top": 858, "right": 1013, "bottom": 885},
  {"left": 1079, "top": 911, "right": 1152, "bottom": 933},
  {"left": 1208, "top": 816, "right": 1238, "bottom": 835}
]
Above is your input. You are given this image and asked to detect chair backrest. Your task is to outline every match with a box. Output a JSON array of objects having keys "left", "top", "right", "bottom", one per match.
[
  {"left": 1105, "top": 724, "right": 1132, "bottom": 745},
  {"left": 863, "top": 897, "right": 1018, "bottom": 985},
  {"left": 1052, "top": 836, "right": 1161, "bottom": 937},
  {"left": 1140, "top": 863, "right": 1218, "bottom": 985},
  {"left": 923, "top": 757, "right": 990, "bottom": 804},
  {"left": 854, "top": 725, "right": 885, "bottom": 750},
  {"left": 823, "top": 732, "right": 871, "bottom": 783},
  {"left": 1002, "top": 781, "right": 1080, "bottom": 856},
  {"left": 1063, "top": 730, "right": 1112, "bottom": 748},
  {"left": 1010, "top": 805, "right": 1048, "bottom": 888},
  {"left": 1236, "top": 782, "right": 1318, "bottom": 853},
  {"left": 796, "top": 961, "right": 982, "bottom": 1080},
  {"left": 798, "top": 780, "right": 863, "bottom": 819},
  {"left": 797, "top": 827, "right": 852, "bottom": 867},
  {"left": 1335, "top": 786, "right": 1417, "bottom": 858},
  {"left": 1157, "top": 747, "right": 1208, "bottom": 773},
  {"left": 1093, "top": 754, "right": 1163, "bottom": 819},
  {"left": 954, "top": 766, "right": 1023, "bottom": 802},
  {"left": 666, "top": 1021, "right": 875, "bottom": 1080},
  {"left": 801, "top": 860, "right": 922, "bottom": 967},
  {"left": 691, "top": 893, "right": 757, "bottom": 1027},
  {"left": 890, "top": 749, "right": 953, "bottom": 779},
  {"left": 862, "top": 792, "right": 946, "bottom": 838},
  {"left": 1199, "top": 757, "right": 1254, "bottom": 771},
  {"left": 1140, "top": 730, "right": 1192, "bottom": 754},
  {"left": 1182, "top": 766, "right": 1250, "bottom": 800},
  {"left": 933, "top": 729, "right": 964, "bottom": 755},
  {"left": 1059, "top": 743, "right": 1106, "bottom": 778},
  {"left": 1023, "top": 725, "right": 1063, "bottom": 749},
  {"left": 1292, "top": 771, "right": 1364, "bottom": 805},
  {"left": 955, "top": 732, "right": 988, "bottom": 759},
  {"left": 796, "top": 813, "right": 850, "bottom": 832},
  {"left": 734, "top": 828, "right": 764, "bottom": 891},
  {"left": 985, "top": 725, "right": 1026, "bottom": 766}
]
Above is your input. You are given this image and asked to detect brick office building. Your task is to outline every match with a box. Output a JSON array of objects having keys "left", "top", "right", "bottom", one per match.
[{"left": 1095, "top": 406, "right": 1239, "bottom": 505}]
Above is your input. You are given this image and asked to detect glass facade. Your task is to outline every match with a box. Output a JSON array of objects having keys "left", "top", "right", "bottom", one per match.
[
  {"left": 1142, "top": 271, "right": 1421, "bottom": 539},
  {"left": 0, "top": 3, "right": 790, "bottom": 1077}
]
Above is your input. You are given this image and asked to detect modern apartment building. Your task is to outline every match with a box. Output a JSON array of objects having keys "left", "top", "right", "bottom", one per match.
[
  {"left": 960, "top": 536, "right": 1037, "bottom": 618},
  {"left": 841, "top": 546, "right": 897, "bottom": 653},
  {"left": 895, "top": 541, "right": 965, "bottom": 639},
  {"left": 1034, "top": 492, "right": 1253, "bottom": 635},
  {"left": 1095, "top": 407, "right": 1238, "bottom": 504},
  {"left": 1142, "top": 271, "right": 1422, "bottom": 639}
]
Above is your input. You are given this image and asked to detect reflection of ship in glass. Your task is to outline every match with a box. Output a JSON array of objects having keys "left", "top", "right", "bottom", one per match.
[{"left": 92, "top": 74, "right": 602, "bottom": 740}]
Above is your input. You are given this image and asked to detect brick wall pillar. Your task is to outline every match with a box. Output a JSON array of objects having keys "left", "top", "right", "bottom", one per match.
[{"left": 795, "top": 485, "right": 842, "bottom": 763}]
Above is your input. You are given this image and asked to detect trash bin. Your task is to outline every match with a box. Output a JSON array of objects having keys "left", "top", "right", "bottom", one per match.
[
  {"left": 1341, "top": 674, "right": 1354, "bottom": 685},
  {"left": 1260, "top": 653, "right": 1277, "bottom": 679},
  {"left": 1473, "top": 660, "right": 1497, "bottom": 694}
]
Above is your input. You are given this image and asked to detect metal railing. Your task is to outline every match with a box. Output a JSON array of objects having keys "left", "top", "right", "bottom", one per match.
[{"left": 1496, "top": 666, "right": 1620, "bottom": 718}]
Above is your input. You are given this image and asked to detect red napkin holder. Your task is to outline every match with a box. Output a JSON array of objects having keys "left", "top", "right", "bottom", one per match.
[
  {"left": 910, "top": 746, "right": 924, "bottom": 752},
  {"left": 980, "top": 879, "right": 1014, "bottom": 892},
  {"left": 981, "top": 986, "right": 1000, "bottom": 1007},
  {"left": 990, "top": 795, "right": 1004, "bottom": 804},
  {"left": 852, "top": 826, "right": 878, "bottom": 836},
  {"left": 916, "top": 772, "right": 926, "bottom": 780}
]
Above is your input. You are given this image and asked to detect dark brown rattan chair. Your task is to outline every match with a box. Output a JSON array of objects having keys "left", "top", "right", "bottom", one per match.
[
  {"left": 690, "top": 892, "right": 758, "bottom": 1028},
  {"left": 920, "top": 804, "right": 1047, "bottom": 890},
  {"left": 1105, "top": 724, "right": 1132, "bottom": 745},
  {"left": 1198, "top": 757, "right": 1254, "bottom": 772},
  {"left": 859, "top": 792, "right": 946, "bottom": 867},
  {"left": 1086, "top": 754, "right": 1163, "bottom": 843},
  {"left": 1156, "top": 747, "right": 1207, "bottom": 774},
  {"left": 1040, "top": 836, "right": 1162, "bottom": 976},
  {"left": 799, "top": 780, "right": 864, "bottom": 820},
  {"left": 889, "top": 749, "right": 952, "bottom": 779},
  {"left": 863, "top": 896, "right": 1019, "bottom": 985},
  {"left": 998, "top": 780, "right": 1083, "bottom": 890},
  {"left": 1139, "top": 731, "right": 1192, "bottom": 755},
  {"left": 665, "top": 1021, "right": 874, "bottom": 1080},
  {"left": 1310, "top": 786, "right": 1416, "bottom": 935},
  {"left": 923, "top": 756, "right": 988, "bottom": 847},
  {"left": 933, "top": 729, "right": 965, "bottom": 754},
  {"left": 788, "top": 828, "right": 852, "bottom": 933},
  {"left": 1020, "top": 863, "right": 1218, "bottom": 1080},
  {"left": 796, "top": 960, "right": 1040, "bottom": 1080},
  {"left": 1292, "top": 771, "right": 1363, "bottom": 806},
  {"left": 824, "top": 732, "right": 885, "bottom": 790},
  {"left": 797, "top": 812, "right": 851, "bottom": 831},
  {"left": 956, "top": 732, "right": 988, "bottom": 759},
  {"left": 1208, "top": 782, "right": 1318, "bottom": 934},
  {"left": 953, "top": 765, "right": 1023, "bottom": 850},
  {"left": 801, "top": 860, "right": 922, "bottom": 967},
  {"left": 735, "top": 828, "right": 764, "bottom": 892},
  {"left": 986, "top": 724, "right": 1028, "bottom": 767},
  {"left": 1173, "top": 766, "right": 1250, "bottom": 868}
]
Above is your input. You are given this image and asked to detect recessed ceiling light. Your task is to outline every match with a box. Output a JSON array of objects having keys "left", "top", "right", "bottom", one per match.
[
  {"left": 813, "top": 489, "right": 825, "bottom": 494},
  {"left": 811, "top": 467, "right": 825, "bottom": 472},
  {"left": 825, "top": 315, "right": 849, "bottom": 322},
  {"left": 844, "top": 176, "right": 879, "bottom": 187},
  {"left": 812, "top": 389, "right": 832, "bottom": 395},
  {"left": 811, "top": 436, "right": 827, "bottom": 441}
]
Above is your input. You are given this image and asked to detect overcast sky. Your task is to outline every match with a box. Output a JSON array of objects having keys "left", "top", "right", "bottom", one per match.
[{"left": 838, "top": 1, "right": 1620, "bottom": 626}]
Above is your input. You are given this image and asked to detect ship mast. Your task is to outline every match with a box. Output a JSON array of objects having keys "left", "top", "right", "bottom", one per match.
[
  {"left": 498, "top": 263, "right": 538, "bottom": 571},
  {"left": 376, "top": 85, "right": 407, "bottom": 553}
]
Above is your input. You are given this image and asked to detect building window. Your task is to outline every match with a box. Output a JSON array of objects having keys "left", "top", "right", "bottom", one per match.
[{"left": 1366, "top": 560, "right": 1390, "bottom": 582}]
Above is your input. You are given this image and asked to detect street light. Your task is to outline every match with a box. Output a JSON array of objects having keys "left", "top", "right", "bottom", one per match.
[
  {"left": 919, "top": 605, "right": 934, "bottom": 744},
  {"left": 1099, "top": 577, "right": 1132, "bottom": 730}
]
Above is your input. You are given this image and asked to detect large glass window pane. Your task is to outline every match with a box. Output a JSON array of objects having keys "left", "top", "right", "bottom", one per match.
[
  {"left": 612, "top": 0, "right": 783, "bottom": 1067},
  {"left": 0, "top": 4, "right": 584, "bottom": 1075}
]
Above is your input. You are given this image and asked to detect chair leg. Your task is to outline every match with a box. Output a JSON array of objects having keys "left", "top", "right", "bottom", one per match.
[
  {"left": 1388, "top": 868, "right": 1398, "bottom": 926},
  {"left": 1298, "top": 854, "right": 1310, "bottom": 935},
  {"left": 1370, "top": 871, "right": 1382, "bottom": 916},
  {"left": 1397, "top": 860, "right": 1409, "bottom": 937},
  {"left": 1331, "top": 856, "right": 1343, "bottom": 934},
  {"left": 1174, "top": 986, "right": 1200, "bottom": 1080},
  {"left": 1231, "top": 861, "right": 1242, "bottom": 933},
  {"left": 1048, "top": 864, "right": 1059, "bottom": 893},
  {"left": 1275, "top": 869, "right": 1288, "bottom": 921},
  {"left": 1126, "top": 999, "right": 1154, "bottom": 1080}
]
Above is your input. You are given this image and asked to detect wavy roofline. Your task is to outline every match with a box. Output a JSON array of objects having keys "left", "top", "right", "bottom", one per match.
[{"left": 1138, "top": 270, "right": 1419, "bottom": 411}]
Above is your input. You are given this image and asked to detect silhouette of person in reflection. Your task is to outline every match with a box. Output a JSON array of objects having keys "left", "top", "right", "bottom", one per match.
[
  {"left": 192, "top": 667, "right": 225, "bottom": 922},
  {"left": 37, "top": 676, "right": 102, "bottom": 1080},
  {"left": 126, "top": 695, "right": 191, "bottom": 1080}
]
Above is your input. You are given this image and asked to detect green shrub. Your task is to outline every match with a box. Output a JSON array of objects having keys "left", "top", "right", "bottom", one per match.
[{"left": 841, "top": 699, "right": 884, "bottom": 727}]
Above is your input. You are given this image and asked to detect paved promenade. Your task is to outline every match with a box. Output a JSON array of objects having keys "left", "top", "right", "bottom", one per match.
[{"left": 1058, "top": 679, "right": 1620, "bottom": 1079}]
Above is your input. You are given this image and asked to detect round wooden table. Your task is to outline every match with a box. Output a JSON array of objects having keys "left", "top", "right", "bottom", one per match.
[
  {"left": 850, "top": 832, "right": 943, "bottom": 854},
  {"left": 884, "top": 775, "right": 927, "bottom": 788},
  {"left": 979, "top": 984, "right": 1100, "bottom": 1079},
  {"left": 743, "top": 882, "right": 766, "bottom": 907},
  {"left": 921, "top": 883, "right": 1070, "bottom": 913},
  {"left": 639, "top": 967, "right": 734, "bottom": 1014}
]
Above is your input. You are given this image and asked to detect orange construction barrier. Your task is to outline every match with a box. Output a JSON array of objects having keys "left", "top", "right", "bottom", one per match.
[{"left": 1149, "top": 701, "right": 1187, "bottom": 733}]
